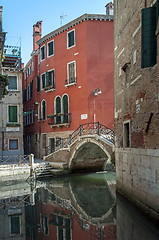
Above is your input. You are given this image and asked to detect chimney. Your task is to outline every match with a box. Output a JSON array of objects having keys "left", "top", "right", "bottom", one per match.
[
  {"left": 105, "top": 2, "right": 114, "bottom": 16},
  {"left": 0, "top": 6, "right": 3, "bottom": 33},
  {"left": 33, "top": 21, "right": 42, "bottom": 52}
]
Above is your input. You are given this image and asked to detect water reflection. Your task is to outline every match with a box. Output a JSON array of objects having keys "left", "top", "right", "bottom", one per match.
[{"left": 0, "top": 172, "right": 158, "bottom": 240}]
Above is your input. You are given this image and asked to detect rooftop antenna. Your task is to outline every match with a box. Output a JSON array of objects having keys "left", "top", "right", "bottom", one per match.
[{"left": 60, "top": 13, "right": 67, "bottom": 27}]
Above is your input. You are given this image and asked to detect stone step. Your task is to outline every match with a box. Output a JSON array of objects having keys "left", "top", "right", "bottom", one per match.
[{"left": 48, "top": 162, "right": 68, "bottom": 170}]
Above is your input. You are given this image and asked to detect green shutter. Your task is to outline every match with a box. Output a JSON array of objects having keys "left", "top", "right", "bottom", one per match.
[
  {"left": 141, "top": 7, "right": 157, "bottom": 68},
  {"left": 9, "top": 106, "right": 17, "bottom": 123},
  {"left": 63, "top": 95, "right": 68, "bottom": 123},
  {"left": 46, "top": 72, "right": 49, "bottom": 87},
  {"left": 37, "top": 76, "right": 40, "bottom": 92},
  {"left": 56, "top": 97, "right": 61, "bottom": 124},
  {"left": 30, "top": 81, "right": 33, "bottom": 98},
  {"left": 42, "top": 74, "right": 45, "bottom": 88},
  {"left": 42, "top": 101, "right": 46, "bottom": 120}
]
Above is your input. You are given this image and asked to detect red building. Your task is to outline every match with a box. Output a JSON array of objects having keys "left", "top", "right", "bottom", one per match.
[{"left": 23, "top": 13, "right": 114, "bottom": 158}]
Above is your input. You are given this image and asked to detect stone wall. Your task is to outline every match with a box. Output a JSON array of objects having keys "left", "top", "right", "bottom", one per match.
[{"left": 114, "top": 0, "right": 159, "bottom": 219}]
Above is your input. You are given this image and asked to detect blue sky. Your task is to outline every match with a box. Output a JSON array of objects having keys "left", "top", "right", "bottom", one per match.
[{"left": 0, "top": 0, "right": 112, "bottom": 64}]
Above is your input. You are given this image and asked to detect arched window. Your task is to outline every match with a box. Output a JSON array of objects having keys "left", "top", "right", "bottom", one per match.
[
  {"left": 42, "top": 100, "right": 46, "bottom": 120},
  {"left": 62, "top": 94, "right": 69, "bottom": 123},
  {"left": 55, "top": 96, "right": 61, "bottom": 124}
]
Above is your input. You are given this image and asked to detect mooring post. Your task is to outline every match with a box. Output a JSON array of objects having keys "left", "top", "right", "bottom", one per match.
[{"left": 29, "top": 154, "right": 35, "bottom": 178}]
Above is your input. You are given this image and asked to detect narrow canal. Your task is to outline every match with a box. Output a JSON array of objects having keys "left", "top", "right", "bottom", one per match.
[{"left": 0, "top": 171, "right": 158, "bottom": 239}]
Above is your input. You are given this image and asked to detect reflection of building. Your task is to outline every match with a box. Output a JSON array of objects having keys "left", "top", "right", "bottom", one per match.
[
  {"left": 23, "top": 11, "right": 114, "bottom": 158},
  {"left": 0, "top": 196, "right": 26, "bottom": 239},
  {"left": 33, "top": 174, "right": 116, "bottom": 239},
  {"left": 0, "top": 44, "right": 23, "bottom": 158},
  {"left": 114, "top": 0, "right": 159, "bottom": 218}
]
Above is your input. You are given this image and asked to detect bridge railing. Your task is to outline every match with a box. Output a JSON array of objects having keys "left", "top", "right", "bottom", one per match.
[{"left": 45, "top": 122, "right": 114, "bottom": 155}]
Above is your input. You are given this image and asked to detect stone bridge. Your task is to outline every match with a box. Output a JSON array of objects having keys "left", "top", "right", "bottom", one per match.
[{"left": 44, "top": 122, "right": 114, "bottom": 173}]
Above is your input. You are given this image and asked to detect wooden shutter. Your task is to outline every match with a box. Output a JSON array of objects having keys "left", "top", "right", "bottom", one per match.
[
  {"left": 141, "top": 7, "right": 157, "bottom": 68},
  {"left": 42, "top": 101, "right": 46, "bottom": 120},
  {"left": 63, "top": 95, "right": 68, "bottom": 123},
  {"left": 46, "top": 72, "right": 49, "bottom": 87},
  {"left": 9, "top": 106, "right": 17, "bottom": 122},
  {"left": 37, "top": 76, "right": 40, "bottom": 92},
  {"left": 68, "top": 31, "right": 75, "bottom": 47},
  {"left": 56, "top": 97, "right": 61, "bottom": 124}
]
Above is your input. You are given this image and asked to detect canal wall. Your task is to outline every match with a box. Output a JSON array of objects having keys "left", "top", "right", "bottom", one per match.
[{"left": 116, "top": 148, "right": 159, "bottom": 220}]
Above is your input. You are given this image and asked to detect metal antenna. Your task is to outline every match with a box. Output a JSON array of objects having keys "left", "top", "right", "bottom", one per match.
[{"left": 60, "top": 13, "right": 67, "bottom": 26}]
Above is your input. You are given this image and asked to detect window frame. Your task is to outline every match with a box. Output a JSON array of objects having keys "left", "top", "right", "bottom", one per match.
[
  {"left": 7, "top": 75, "right": 18, "bottom": 91},
  {"left": 123, "top": 120, "right": 131, "bottom": 148},
  {"left": 41, "top": 99, "right": 46, "bottom": 121},
  {"left": 40, "top": 44, "right": 45, "bottom": 61},
  {"left": 41, "top": 73, "right": 46, "bottom": 89},
  {"left": 67, "top": 60, "right": 76, "bottom": 85},
  {"left": 47, "top": 39, "right": 54, "bottom": 58},
  {"left": 8, "top": 105, "right": 18, "bottom": 123},
  {"left": 46, "top": 69, "right": 55, "bottom": 88},
  {"left": 67, "top": 29, "right": 75, "bottom": 49},
  {"left": 9, "top": 215, "right": 21, "bottom": 236},
  {"left": 8, "top": 139, "right": 19, "bottom": 151}
]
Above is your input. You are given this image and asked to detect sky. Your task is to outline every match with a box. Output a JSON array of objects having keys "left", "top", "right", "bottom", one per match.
[{"left": 0, "top": 0, "right": 112, "bottom": 64}]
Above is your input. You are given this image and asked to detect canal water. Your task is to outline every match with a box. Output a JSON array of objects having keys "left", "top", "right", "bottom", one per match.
[{"left": 0, "top": 171, "right": 159, "bottom": 240}]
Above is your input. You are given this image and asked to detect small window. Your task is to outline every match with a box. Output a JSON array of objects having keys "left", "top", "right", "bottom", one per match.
[
  {"left": 37, "top": 75, "right": 40, "bottom": 92},
  {"left": 8, "top": 76, "right": 17, "bottom": 90},
  {"left": 123, "top": 121, "right": 130, "bottom": 148},
  {"left": 8, "top": 106, "right": 18, "bottom": 123},
  {"left": 41, "top": 45, "right": 45, "bottom": 61},
  {"left": 67, "top": 29, "right": 75, "bottom": 48},
  {"left": 47, "top": 40, "right": 54, "bottom": 57},
  {"left": 46, "top": 70, "right": 55, "bottom": 88},
  {"left": 9, "top": 139, "right": 18, "bottom": 150},
  {"left": 10, "top": 215, "right": 21, "bottom": 235}
]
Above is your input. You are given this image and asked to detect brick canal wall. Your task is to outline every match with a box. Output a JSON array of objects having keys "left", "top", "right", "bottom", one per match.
[{"left": 114, "top": 0, "right": 159, "bottom": 219}]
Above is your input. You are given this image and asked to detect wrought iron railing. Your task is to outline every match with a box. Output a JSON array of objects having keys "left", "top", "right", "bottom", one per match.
[
  {"left": 45, "top": 122, "right": 114, "bottom": 155},
  {"left": 0, "top": 155, "right": 29, "bottom": 166},
  {"left": 47, "top": 113, "right": 71, "bottom": 126}
]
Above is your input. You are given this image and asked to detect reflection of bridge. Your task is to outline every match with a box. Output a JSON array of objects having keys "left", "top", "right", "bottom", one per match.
[{"left": 44, "top": 122, "right": 114, "bottom": 172}]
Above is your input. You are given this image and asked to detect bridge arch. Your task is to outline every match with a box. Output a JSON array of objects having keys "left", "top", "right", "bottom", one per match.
[{"left": 69, "top": 135, "right": 113, "bottom": 172}]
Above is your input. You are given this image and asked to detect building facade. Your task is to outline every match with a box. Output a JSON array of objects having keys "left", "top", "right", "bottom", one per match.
[
  {"left": 23, "top": 13, "right": 114, "bottom": 158},
  {"left": 114, "top": 0, "right": 159, "bottom": 219},
  {"left": 0, "top": 45, "right": 23, "bottom": 158}
]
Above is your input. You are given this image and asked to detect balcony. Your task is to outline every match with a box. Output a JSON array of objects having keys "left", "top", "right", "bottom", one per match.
[
  {"left": 65, "top": 77, "right": 76, "bottom": 87},
  {"left": 47, "top": 113, "right": 71, "bottom": 127}
]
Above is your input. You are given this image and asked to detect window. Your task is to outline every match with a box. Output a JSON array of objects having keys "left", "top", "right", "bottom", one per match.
[
  {"left": 44, "top": 215, "right": 49, "bottom": 235},
  {"left": 42, "top": 134, "right": 46, "bottom": 149},
  {"left": 9, "top": 139, "right": 18, "bottom": 150},
  {"left": 46, "top": 70, "right": 55, "bottom": 88},
  {"left": 8, "top": 106, "right": 18, "bottom": 123},
  {"left": 42, "top": 100, "right": 46, "bottom": 120},
  {"left": 67, "top": 29, "right": 75, "bottom": 48},
  {"left": 23, "top": 89, "right": 27, "bottom": 102},
  {"left": 41, "top": 73, "right": 46, "bottom": 89},
  {"left": 141, "top": 4, "right": 158, "bottom": 68},
  {"left": 8, "top": 76, "right": 17, "bottom": 90},
  {"left": 47, "top": 40, "right": 54, "bottom": 57},
  {"left": 62, "top": 94, "right": 69, "bottom": 123},
  {"left": 37, "top": 75, "right": 40, "bottom": 92},
  {"left": 10, "top": 215, "right": 21, "bottom": 235},
  {"left": 40, "top": 45, "right": 45, "bottom": 61},
  {"left": 55, "top": 96, "right": 61, "bottom": 124},
  {"left": 38, "top": 103, "right": 40, "bottom": 120},
  {"left": 123, "top": 121, "right": 130, "bottom": 148},
  {"left": 66, "top": 61, "right": 76, "bottom": 85}
]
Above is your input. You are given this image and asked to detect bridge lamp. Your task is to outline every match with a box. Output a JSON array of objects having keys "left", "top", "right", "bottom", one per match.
[{"left": 93, "top": 87, "right": 102, "bottom": 123}]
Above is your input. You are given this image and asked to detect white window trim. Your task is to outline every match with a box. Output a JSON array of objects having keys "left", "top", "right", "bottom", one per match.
[
  {"left": 67, "top": 60, "right": 76, "bottom": 86},
  {"left": 8, "top": 138, "right": 19, "bottom": 151},
  {"left": 41, "top": 99, "right": 46, "bottom": 121},
  {"left": 47, "top": 39, "right": 54, "bottom": 58},
  {"left": 67, "top": 29, "right": 75, "bottom": 49},
  {"left": 7, "top": 105, "right": 19, "bottom": 123},
  {"left": 40, "top": 44, "right": 45, "bottom": 62},
  {"left": 7, "top": 75, "right": 18, "bottom": 91}
]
